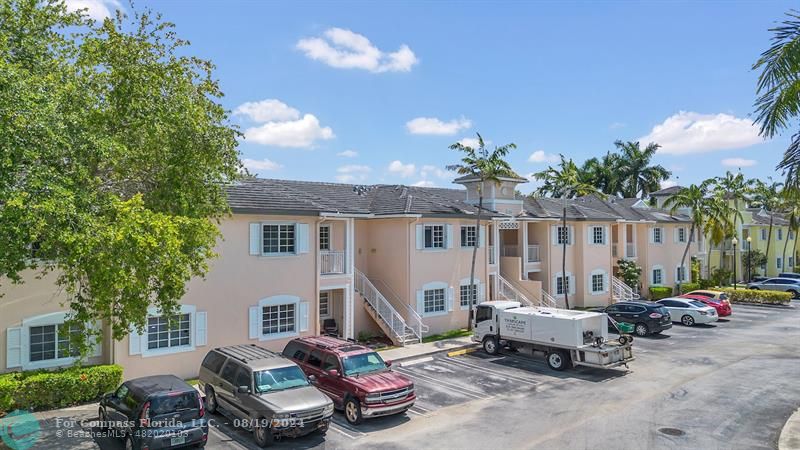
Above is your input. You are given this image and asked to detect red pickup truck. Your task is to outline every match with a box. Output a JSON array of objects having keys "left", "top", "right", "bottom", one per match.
[{"left": 282, "top": 336, "right": 415, "bottom": 425}]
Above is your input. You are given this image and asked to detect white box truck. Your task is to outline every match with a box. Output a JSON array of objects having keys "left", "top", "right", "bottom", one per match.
[{"left": 473, "top": 301, "right": 634, "bottom": 371}]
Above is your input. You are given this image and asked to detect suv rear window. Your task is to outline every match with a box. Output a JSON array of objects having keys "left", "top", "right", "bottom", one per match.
[
  {"left": 150, "top": 391, "right": 198, "bottom": 416},
  {"left": 201, "top": 351, "right": 226, "bottom": 374},
  {"left": 283, "top": 341, "right": 309, "bottom": 361}
]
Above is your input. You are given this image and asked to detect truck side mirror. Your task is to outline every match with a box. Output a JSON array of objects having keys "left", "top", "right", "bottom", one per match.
[
  {"left": 237, "top": 386, "right": 250, "bottom": 394},
  {"left": 327, "top": 369, "right": 340, "bottom": 377},
  {"left": 384, "top": 360, "right": 392, "bottom": 367}
]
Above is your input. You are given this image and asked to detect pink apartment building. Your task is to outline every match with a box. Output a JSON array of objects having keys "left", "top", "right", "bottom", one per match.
[{"left": 0, "top": 176, "right": 703, "bottom": 379}]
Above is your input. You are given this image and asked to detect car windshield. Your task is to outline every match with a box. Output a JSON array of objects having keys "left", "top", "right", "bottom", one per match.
[
  {"left": 342, "top": 352, "right": 386, "bottom": 376},
  {"left": 689, "top": 301, "right": 707, "bottom": 308},
  {"left": 254, "top": 366, "right": 309, "bottom": 393}
]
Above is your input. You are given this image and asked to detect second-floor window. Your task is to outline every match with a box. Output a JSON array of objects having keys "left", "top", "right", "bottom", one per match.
[
  {"left": 778, "top": 229, "right": 784, "bottom": 241},
  {"left": 461, "top": 226, "right": 477, "bottom": 248},
  {"left": 263, "top": 224, "right": 295, "bottom": 254},
  {"left": 557, "top": 226, "right": 570, "bottom": 245},
  {"left": 677, "top": 227, "right": 687, "bottom": 243},
  {"left": 424, "top": 225, "right": 445, "bottom": 249},
  {"left": 653, "top": 227, "right": 663, "bottom": 244},
  {"left": 591, "top": 226, "right": 605, "bottom": 245},
  {"left": 424, "top": 288, "right": 446, "bottom": 313},
  {"left": 761, "top": 229, "right": 768, "bottom": 240},
  {"left": 319, "top": 225, "right": 330, "bottom": 251}
]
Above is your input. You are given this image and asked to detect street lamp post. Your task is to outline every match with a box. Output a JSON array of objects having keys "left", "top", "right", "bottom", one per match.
[
  {"left": 746, "top": 236, "right": 752, "bottom": 283},
  {"left": 732, "top": 236, "right": 738, "bottom": 289}
]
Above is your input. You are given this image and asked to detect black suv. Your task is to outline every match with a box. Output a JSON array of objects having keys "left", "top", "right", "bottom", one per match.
[
  {"left": 99, "top": 374, "right": 208, "bottom": 449},
  {"left": 596, "top": 301, "right": 672, "bottom": 337}
]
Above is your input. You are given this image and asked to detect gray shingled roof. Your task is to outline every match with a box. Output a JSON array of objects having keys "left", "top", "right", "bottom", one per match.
[
  {"left": 650, "top": 185, "right": 684, "bottom": 196},
  {"left": 747, "top": 208, "right": 789, "bottom": 226}
]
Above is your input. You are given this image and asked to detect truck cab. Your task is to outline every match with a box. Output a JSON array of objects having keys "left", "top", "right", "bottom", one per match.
[{"left": 473, "top": 301, "right": 521, "bottom": 345}]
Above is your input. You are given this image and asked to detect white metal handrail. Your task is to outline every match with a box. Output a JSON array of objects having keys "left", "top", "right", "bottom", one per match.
[
  {"left": 354, "top": 270, "right": 422, "bottom": 343},
  {"left": 540, "top": 290, "right": 558, "bottom": 308},
  {"left": 497, "top": 275, "right": 533, "bottom": 306},
  {"left": 320, "top": 250, "right": 345, "bottom": 274},
  {"left": 372, "top": 277, "right": 428, "bottom": 340},
  {"left": 611, "top": 275, "right": 637, "bottom": 302},
  {"left": 527, "top": 245, "right": 541, "bottom": 263}
]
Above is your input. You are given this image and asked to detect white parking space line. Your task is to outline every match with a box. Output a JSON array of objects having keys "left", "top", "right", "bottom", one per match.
[
  {"left": 400, "top": 356, "right": 433, "bottom": 366},
  {"left": 440, "top": 356, "right": 540, "bottom": 386},
  {"left": 394, "top": 367, "right": 492, "bottom": 399},
  {"left": 330, "top": 417, "right": 367, "bottom": 439}
]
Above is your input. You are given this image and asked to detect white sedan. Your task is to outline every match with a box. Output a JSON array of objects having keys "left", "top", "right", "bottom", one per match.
[{"left": 656, "top": 297, "right": 718, "bottom": 326}]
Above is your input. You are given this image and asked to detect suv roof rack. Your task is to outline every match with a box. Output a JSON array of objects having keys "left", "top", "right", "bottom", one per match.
[{"left": 215, "top": 344, "right": 280, "bottom": 363}]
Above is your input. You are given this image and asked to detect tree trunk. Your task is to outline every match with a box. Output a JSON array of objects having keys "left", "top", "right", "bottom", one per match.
[
  {"left": 562, "top": 206, "right": 570, "bottom": 309},
  {"left": 766, "top": 217, "right": 774, "bottom": 276},
  {"left": 793, "top": 232, "right": 799, "bottom": 273},
  {"left": 782, "top": 227, "right": 790, "bottom": 273},
  {"left": 467, "top": 194, "right": 482, "bottom": 331},
  {"left": 677, "top": 222, "right": 695, "bottom": 293}
]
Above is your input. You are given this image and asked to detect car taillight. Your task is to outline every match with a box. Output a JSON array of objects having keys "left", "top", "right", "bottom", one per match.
[
  {"left": 140, "top": 401, "right": 151, "bottom": 427},
  {"left": 197, "top": 393, "right": 205, "bottom": 418},
  {"left": 699, "top": 311, "right": 707, "bottom": 315},
  {"left": 649, "top": 312, "right": 663, "bottom": 319}
]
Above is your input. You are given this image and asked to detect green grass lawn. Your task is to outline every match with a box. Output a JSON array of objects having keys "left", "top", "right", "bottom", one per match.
[{"left": 421, "top": 328, "right": 472, "bottom": 343}]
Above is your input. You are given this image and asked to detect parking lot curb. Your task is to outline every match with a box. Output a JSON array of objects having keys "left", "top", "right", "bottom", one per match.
[
  {"left": 779, "top": 407, "right": 800, "bottom": 450},
  {"left": 392, "top": 342, "right": 479, "bottom": 364},
  {"left": 732, "top": 302, "right": 796, "bottom": 309}
]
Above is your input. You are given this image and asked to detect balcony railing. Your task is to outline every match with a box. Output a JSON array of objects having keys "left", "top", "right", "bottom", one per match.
[
  {"left": 527, "top": 245, "right": 541, "bottom": 263},
  {"left": 502, "top": 245, "right": 519, "bottom": 257},
  {"left": 320, "top": 250, "right": 345, "bottom": 274},
  {"left": 625, "top": 243, "right": 636, "bottom": 258},
  {"left": 488, "top": 246, "right": 496, "bottom": 265},
  {"left": 612, "top": 244, "right": 618, "bottom": 258}
]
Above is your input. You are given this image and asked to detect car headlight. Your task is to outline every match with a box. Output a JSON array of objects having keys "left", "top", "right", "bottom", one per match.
[
  {"left": 272, "top": 412, "right": 291, "bottom": 420},
  {"left": 365, "top": 393, "right": 381, "bottom": 404},
  {"left": 323, "top": 403, "right": 334, "bottom": 415}
]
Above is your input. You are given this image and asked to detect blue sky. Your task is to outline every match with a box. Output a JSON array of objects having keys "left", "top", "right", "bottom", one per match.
[{"left": 74, "top": 0, "right": 792, "bottom": 193}]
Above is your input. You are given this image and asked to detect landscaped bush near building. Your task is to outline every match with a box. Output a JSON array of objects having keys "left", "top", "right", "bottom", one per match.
[
  {"left": 677, "top": 283, "right": 701, "bottom": 294},
  {"left": 0, "top": 365, "right": 122, "bottom": 415},
  {"left": 649, "top": 286, "right": 673, "bottom": 300},
  {"left": 717, "top": 287, "right": 793, "bottom": 305}
]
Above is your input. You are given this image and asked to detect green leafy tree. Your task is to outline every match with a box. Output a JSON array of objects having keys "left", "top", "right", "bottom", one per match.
[
  {"left": 532, "top": 156, "right": 605, "bottom": 309},
  {"left": 753, "top": 10, "right": 800, "bottom": 189},
  {"left": 663, "top": 183, "right": 709, "bottom": 292},
  {"left": 743, "top": 249, "right": 768, "bottom": 280},
  {"left": 0, "top": 1, "right": 241, "bottom": 354},
  {"left": 616, "top": 259, "right": 642, "bottom": 294},
  {"left": 448, "top": 133, "right": 516, "bottom": 330},
  {"left": 613, "top": 141, "right": 671, "bottom": 198},
  {"left": 780, "top": 189, "right": 800, "bottom": 270}
]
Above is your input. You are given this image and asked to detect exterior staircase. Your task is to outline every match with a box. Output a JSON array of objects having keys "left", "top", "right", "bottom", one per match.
[
  {"left": 497, "top": 274, "right": 557, "bottom": 308},
  {"left": 354, "top": 269, "right": 427, "bottom": 346},
  {"left": 611, "top": 275, "right": 637, "bottom": 302}
]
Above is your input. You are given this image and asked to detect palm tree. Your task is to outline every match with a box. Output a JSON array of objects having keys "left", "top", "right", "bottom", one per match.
[
  {"left": 713, "top": 171, "right": 752, "bottom": 271},
  {"left": 613, "top": 141, "right": 672, "bottom": 198},
  {"left": 751, "top": 179, "right": 784, "bottom": 274},
  {"left": 702, "top": 191, "right": 739, "bottom": 277},
  {"left": 448, "top": 133, "right": 516, "bottom": 330},
  {"left": 663, "top": 183, "right": 710, "bottom": 292},
  {"left": 780, "top": 188, "right": 800, "bottom": 270},
  {"left": 532, "top": 156, "right": 605, "bottom": 309},
  {"left": 579, "top": 152, "right": 623, "bottom": 197},
  {"left": 753, "top": 10, "right": 800, "bottom": 189}
]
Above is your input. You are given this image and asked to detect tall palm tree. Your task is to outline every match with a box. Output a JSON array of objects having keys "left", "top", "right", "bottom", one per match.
[
  {"left": 532, "top": 156, "right": 605, "bottom": 309},
  {"left": 753, "top": 10, "right": 800, "bottom": 189},
  {"left": 663, "top": 183, "right": 710, "bottom": 292},
  {"left": 751, "top": 179, "right": 784, "bottom": 274},
  {"left": 613, "top": 141, "right": 672, "bottom": 198},
  {"left": 448, "top": 133, "right": 516, "bottom": 330},
  {"left": 713, "top": 171, "right": 752, "bottom": 271},
  {"left": 579, "top": 152, "right": 623, "bottom": 197},
  {"left": 702, "top": 191, "right": 739, "bottom": 277},
  {"left": 780, "top": 188, "right": 800, "bottom": 270}
]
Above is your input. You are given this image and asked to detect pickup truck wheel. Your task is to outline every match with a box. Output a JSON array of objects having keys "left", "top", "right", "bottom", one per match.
[
  {"left": 205, "top": 387, "right": 218, "bottom": 414},
  {"left": 546, "top": 350, "right": 569, "bottom": 371},
  {"left": 483, "top": 336, "right": 499, "bottom": 355},
  {"left": 634, "top": 323, "right": 649, "bottom": 337},
  {"left": 253, "top": 419, "right": 274, "bottom": 447},
  {"left": 344, "top": 397, "right": 364, "bottom": 425},
  {"left": 681, "top": 315, "right": 695, "bottom": 326}
]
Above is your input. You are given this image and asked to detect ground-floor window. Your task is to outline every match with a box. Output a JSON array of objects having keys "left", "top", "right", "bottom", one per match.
[
  {"left": 424, "top": 288, "right": 446, "bottom": 313},
  {"left": 319, "top": 292, "right": 330, "bottom": 318},
  {"left": 460, "top": 284, "right": 478, "bottom": 307},
  {"left": 262, "top": 303, "right": 296, "bottom": 335},
  {"left": 591, "top": 274, "right": 605, "bottom": 293},
  {"left": 652, "top": 268, "right": 663, "bottom": 285},
  {"left": 147, "top": 313, "right": 191, "bottom": 350},
  {"left": 29, "top": 323, "right": 80, "bottom": 362},
  {"left": 556, "top": 276, "right": 570, "bottom": 295}
]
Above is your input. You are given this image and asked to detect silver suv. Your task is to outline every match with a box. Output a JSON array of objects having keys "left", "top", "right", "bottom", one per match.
[
  {"left": 198, "top": 344, "right": 334, "bottom": 447},
  {"left": 746, "top": 277, "right": 800, "bottom": 298}
]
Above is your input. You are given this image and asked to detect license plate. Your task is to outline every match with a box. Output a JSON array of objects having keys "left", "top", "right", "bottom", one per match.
[{"left": 170, "top": 436, "right": 186, "bottom": 446}]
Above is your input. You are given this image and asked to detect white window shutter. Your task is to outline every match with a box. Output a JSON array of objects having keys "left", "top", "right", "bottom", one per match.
[
  {"left": 249, "top": 306, "right": 260, "bottom": 339},
  {"left": 249, "top": 223, "right": 261, "bottom": 255},
  {"left": 446, "top": 224, "right": 454, "bottom": 249},
  {"left": 551, "top": 226, "right": 558, "bottom": 245},
  {"left": 296, "top": 223, "right": 310, "bottom": 254},
  {"left": 416, "top": 225, "right": 424, "bottom": 250},
  {"left": 128, "top": 328, "right": 141, "bottom": 356},
  {"left": 587, "top": 226, "right": 593, "bottom": 243},
  {"left": 195, "top": 312, "right": 208, "bottom": 347},
  {"left": 569, "top": 275, "right": 576, "bottom": 294},
  {"left": 91, "top": 321, "right": 103, "bottom": 357},
  {"left": 478, "top": 225, "right": 486, "bottom": 248},
  {"left": 603, "top": 273, "right": 609, "bottom": 293},
  {"left": 447, "top": 287, "right": 455, "bottom": 312},
  {"left": 416, "top": 290, "right": 425, "bottom": 314},
  {"left": 604, "top": 226, "right": 609, "bottom": 245},
  {"left": 586, "top": 274, "right": 592, "bottom": 294},
  {"left": 673, "top": 228, "right": 679, "bottom": 244},
  {"left": 649, "top": 228, "right": 655, "bottom": 244},
  {"left": 478, "top": 282, "right": 486, "bottom": 302},
  {"left": 6, "top": 327, "right": 22, "bottom": 368},
  {"left": 299, "top": 302, "right": 309, "bottom": 332},
  {"left": 569, "top": 226, "right": 574, "bottom": 245}
]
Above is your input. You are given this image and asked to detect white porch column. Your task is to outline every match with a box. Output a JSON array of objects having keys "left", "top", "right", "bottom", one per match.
[
  {"left": 344, "top": 282, "right": 354, "bottom": 340},
  {"left": 621, "top": 224, "right": 627, "bottom": 258},
  {"left": 521, "top": 222, "right": 529, "bottom": 278},
  {"left": 346, "top": 218, "right": 355, "bottom": 275}
]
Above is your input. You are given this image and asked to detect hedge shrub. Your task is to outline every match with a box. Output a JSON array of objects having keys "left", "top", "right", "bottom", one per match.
[
  {"left": 716, "top": 287, "right": 793, "bottom": 305},
  {"left": 0, "top": 365, "right": 122, "bottom": 415},
  {"left": 677, "top": 283, "right": 701, "bottom": 294},
  {"left": 649, "top": 286, "right": 673, "bottom": 300}
]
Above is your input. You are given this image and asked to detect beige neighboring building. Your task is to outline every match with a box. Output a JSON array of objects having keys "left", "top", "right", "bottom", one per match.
[{"left": 2, "top": 176, "right": 699, "bottom": 380}]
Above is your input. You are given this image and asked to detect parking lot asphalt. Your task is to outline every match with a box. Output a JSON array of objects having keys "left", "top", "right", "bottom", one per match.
[{"left": 8, "top": 301, "right": 799, "bottom": 450}]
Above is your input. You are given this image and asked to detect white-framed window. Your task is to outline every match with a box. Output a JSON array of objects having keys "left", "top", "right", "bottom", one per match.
[
  {"left": 677, "top": 227, "right": 687, "bottom": 243},
  {"left": 591, "top": 226, "right": 605, "bottom": 245},
  {"left": 589, "top": 270, "right": 607, "bottom": 295},
  {"left": 676, "top": 265, "right": 687, "bottom": 282},
  {"left": 461, "top": 225, "right": 477, "bottom": 248},
  {"left": 652, "top": 227, "right": 663, "bottom": 244},
  {"left": 424, "top": 225, "right": 445, "bottom": 249},
  {"left": 263, "top": 304, "right": 296, "bottom": 335},
  {"left": 778, "top": 229, "right": 784, "bottom": 241},
  {"left": 248, "top": 296, "right": 308, "bottom": 342},
  {"left": 6, "top": 312, "right": 103, "bottom": 371},
  {"left": 147, "top": 313, "right": 191, "bottom": 351},
  {"left": 777, "top": 257, "right": 783, "bottom": 269},
  {"left": 29, "top": 323, "right": 80, "bottom": 362},
  {"left": 652, "top": 266, "right": 664, "bottom": 286},
  {"left": 319, "top": 291, "right": 330, "bottom": 318},
  {"left": 424, "top": 289, "right": 446, "bottom": 313},
  {"left": 319, "top": 224, "right": 330, "bottom": 251},
  {"left": 460, "top": 284, "right": 477, "bottom": 307},
  {"left": 263, "top": 224, "right": 296, "bottom": 254},
  {"left": 416, "top": 282, "right": 452, "bottom": 317},
  {"left": 557, "top": 226, "right": 570, "bottom": 245},
  {"left": 762, "top": 229, "right": 768, "bottom": 240},
  {"left": 556, "top": 274, "right": 572, "bottom": 295}
]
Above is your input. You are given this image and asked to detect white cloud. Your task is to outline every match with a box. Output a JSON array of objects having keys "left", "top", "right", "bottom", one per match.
[
  {"left": 721, "top": 157, "right": 757, "bottom": 168},
  {"left": 242, "top": 158, "right": 282, "bottom": 172},
  {"left": 660, "top": 179, "right": 679, "bottom": 189},
  {"left": 457, "top": 137, "right": 491, "bottom": 148},
  {"left": 421, "top": 165, "right": 451, "bottom": 179},
  {"left": 388, "top": 160, "right": 416, "bottom": 177},
  {"left": 335, "top": 164, "right": 371, "bottom": 183},
  {"left": 412, "top": 180, "right": 436, "bottom": 187},
  {"left": 639, "top": 111, "right": 763, "bottom": 155},
  {"left": 528, "top": 150, "right": 560, "bottom": 163},
  {"left": 337, "top": 149, "right": 358, "bottom": 158},
  {"left": 65, "top": 0, "right": 121, "bottom": 20},
  {"left": 406, "top": 117, "right": 472, "bottom": 135},
  {"left": 234, "top": 99, "right": 300, "bottom": 122},
  {"left": 609, "top": 122, "right": 626, "bottom": 130},
  {"left": 296, "top": 28, "right": 418, "bottom": 73}
]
